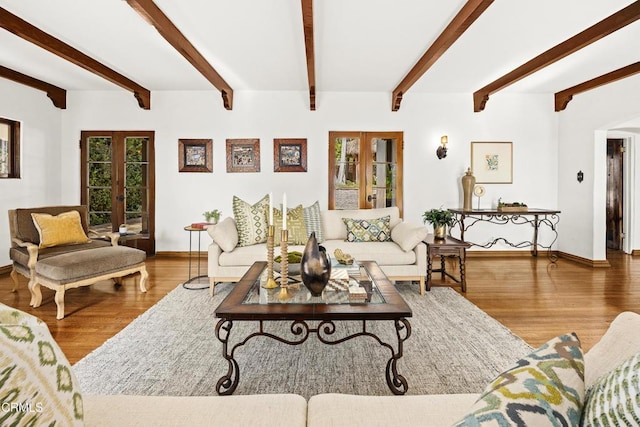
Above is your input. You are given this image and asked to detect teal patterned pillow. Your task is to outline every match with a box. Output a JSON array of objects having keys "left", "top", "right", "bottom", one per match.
[
  {"left": 582, "top": 351, "right": 640, "bottom": 425},
  {"left": 232, "top": 194, "right": 269, "bottom": 247},
  {"left": 0, "top": 303, "right": 84, "bottom": 426},
  {"left": 454, "top": 333, "right": 584, "bottom": 426},
  {"left": 343, "top": 216, "right": 391, "bottom": 242}
]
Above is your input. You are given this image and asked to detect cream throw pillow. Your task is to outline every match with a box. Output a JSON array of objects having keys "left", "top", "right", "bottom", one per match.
[
  {"left": 207, "top": 217, "right": 239, "bottom": 252},
  {"left": 31, "top": 210, "right": 91, "bottom": 249},
  {"left": 391, "top": 222, "right": 428, "bottom": 251}
]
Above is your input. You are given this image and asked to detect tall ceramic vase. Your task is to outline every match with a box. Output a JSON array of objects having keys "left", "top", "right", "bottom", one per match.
[
  {"left": 462, "top": 167, "right": 476, "bottom": 211},
  {"left": 300, "top": 232, "right": 332, "bottom": 297}
]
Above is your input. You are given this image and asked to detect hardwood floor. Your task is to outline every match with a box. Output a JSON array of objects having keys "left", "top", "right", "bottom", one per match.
[{"left": 1, "top": 251, "right": 639, "bottom": 364}]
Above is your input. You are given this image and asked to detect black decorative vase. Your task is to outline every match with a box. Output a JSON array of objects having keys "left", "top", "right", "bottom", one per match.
[{"left": 300, "top": 232, "right": 332, "bottom": 297}]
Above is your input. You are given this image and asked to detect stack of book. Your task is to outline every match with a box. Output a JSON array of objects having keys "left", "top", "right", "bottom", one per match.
[{"left": 348, "top": 287, "right": 367, "bottom": 303}]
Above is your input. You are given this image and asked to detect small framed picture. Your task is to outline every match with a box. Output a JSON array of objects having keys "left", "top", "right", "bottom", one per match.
[
  {"left": 471, "top": 141, "right": 513, "bottom": 184},
  {"left": 226, "top": 139, "right": 260, "bottom": 173},
  {"left": 179, "top": 139, "right": 212, "bottom": 173},
  {"left": 274, "top": 138, "right": 307, "bottom": 172}
]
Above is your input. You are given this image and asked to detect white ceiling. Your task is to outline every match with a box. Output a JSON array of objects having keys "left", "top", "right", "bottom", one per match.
[{"left": 0, "top": 0, "right": 638, "bottom": 106}]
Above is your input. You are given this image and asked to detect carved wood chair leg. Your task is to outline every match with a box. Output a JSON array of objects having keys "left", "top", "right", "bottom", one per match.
[
  {"left": 10, "top": 268, "right": 19, "bottom": 292},
  {"left": 29, "top": 279, "right": 42, "bottom": 307},
  {"left": 139, "top": 266, "right": 149, "bottom": 292},
  {"left": 54, "top": 288, "right": 66, "bottom": 320}
]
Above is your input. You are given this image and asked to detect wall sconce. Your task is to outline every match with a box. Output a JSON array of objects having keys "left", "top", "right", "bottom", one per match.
[
  {"left": 577, "top": 170, "right": 584, "bottom": 183},
  {"left": 437, "top": 135, "right": 448, "bottom": 159}
]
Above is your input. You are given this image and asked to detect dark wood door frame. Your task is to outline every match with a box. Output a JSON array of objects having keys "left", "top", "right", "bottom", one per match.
[{"left": 606, "top": 138, "right": 624, "bottom": 251}]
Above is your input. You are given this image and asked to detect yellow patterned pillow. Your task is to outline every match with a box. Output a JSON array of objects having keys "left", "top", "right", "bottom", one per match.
[
  {"left": 0, "top": 303, "right": 84, "bottom": 425},
  {"left": 31, "top": 211, "right": 91, "bottom": 248},
  {"left": 273, "top": 205, "right": 308, "bottom": 246}
]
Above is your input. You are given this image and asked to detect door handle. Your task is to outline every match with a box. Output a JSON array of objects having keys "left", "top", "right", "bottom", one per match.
[
  {"left": 117, "top": 195, "right": 125, "bottom": 202},
  {"left": 367, "top": 194, "right": 377, "bottom": 203}
]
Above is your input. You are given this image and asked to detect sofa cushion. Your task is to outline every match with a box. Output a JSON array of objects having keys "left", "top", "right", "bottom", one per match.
[
  {"left": 322, "top": 207, "right": 401, "bottom": 241},
  {"left": 233, "top": 194, "right": 270, "bottom": 247},
  {"left": 207, "top": 217, "right": 238, "bottom": 252},
  {"left": 83, "top": 394, "right": 307, "bottom": 427},
  {"left": 31, "top": 210, "right": 91, "bottom": 248},
  {"left": 274, "top": 205, "right": 308, "bottom": 245},
  {"left": 584, "top": 311, "right": 640, "bottom": 388},
  {"left": 308, "top": 393, "right": 479, "bottom": 427},
  {"left": 453, "top": 332, "right": 584, "bottom": 426},
  {"left": 10, "top": 239, "right": 113, "bottom": 267},
  {"left": 303, "top": 201, "right": 324, "bottom": 243},
  {"left": 0, "top": 303, "right": 84, "bottom": 426},
  {"left": 391, "top": 221, "right": 428, "bottom": 251},
  {"left": 343, "top": 216, "right": 391, "bottom": 242},
  {"left": 35, "top": 246, "right": 146, "bottom": 284},
  {"left": 582, "top": 350, "right": 640, "bottom": 425}
]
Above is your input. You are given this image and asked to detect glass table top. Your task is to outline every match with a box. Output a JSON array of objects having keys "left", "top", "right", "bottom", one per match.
[{"left": 242, "top": 263, "right": 386, "bottom": 305}]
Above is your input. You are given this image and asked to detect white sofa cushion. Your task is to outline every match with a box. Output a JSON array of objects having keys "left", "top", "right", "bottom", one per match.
[
  {"left": 307, "top": 393, "right": 479, "bottom": 427},
  {"left": 391, "top": 221, "right": 428, "bottom": 251},
  {"left": 207, "top": 217, "right": 238, "bottom": 252},
  {"left": 83, "top": 394, "right": 307, "bottom": 427},
  {"left": 322, "top": 207, "right": 401, "bottom": 240},
  {"left": 584, "top": 311, "right": 640, "bottom": 388}
]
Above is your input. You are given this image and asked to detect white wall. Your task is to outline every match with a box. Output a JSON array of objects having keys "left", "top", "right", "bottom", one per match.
[
  {"left": 58, "top": 90, "right": 559, "bottom": 253},
  {"left": 557, "top": 75, "right": 640, "bottom": 260},
  {"left": 0, "top": 80, "right": 62, "bottom": 266}
]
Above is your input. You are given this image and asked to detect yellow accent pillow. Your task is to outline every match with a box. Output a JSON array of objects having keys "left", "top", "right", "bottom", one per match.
[{"left": 31, "top": 211, "right": 91, "bottom": 248}]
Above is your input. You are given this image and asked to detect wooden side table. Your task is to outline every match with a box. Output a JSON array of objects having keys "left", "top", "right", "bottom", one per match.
[{"left": 424, "top": 234, "right": 471, "bottom": 292}]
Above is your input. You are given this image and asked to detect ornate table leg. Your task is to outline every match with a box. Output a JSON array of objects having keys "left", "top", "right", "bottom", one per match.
[
  {"left": 459, "top": 248, "right": 467, "bottom": 292},
  {"left": 426, "top": 251, "right": 433, "bottom": 291},
  {"left": 215, "top": 319, "right": 240, "bottom": 395},
  {"left": 385, "top": 318, "right": 411, "bottom": 395},
  {"left": 440, "top": 255, "right": 446, "bottom": 279}
]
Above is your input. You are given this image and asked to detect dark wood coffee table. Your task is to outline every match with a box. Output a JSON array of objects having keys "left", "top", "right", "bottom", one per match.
[{"left": 214, "top": 261, "right": 412, "bottom": 395}]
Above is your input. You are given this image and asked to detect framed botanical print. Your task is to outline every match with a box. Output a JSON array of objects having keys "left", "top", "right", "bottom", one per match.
[
  {"left": 470, "top": 141, "right": 513, "bottom": 184},
  {"left": 273, "top": 138, "right": 307, "bottom": 172},
  {"left": 178, "top": 139, "right": 212, "bottom": 172},
  {"left": 226, "top": 139, "right": 260, "bottom": 173}
]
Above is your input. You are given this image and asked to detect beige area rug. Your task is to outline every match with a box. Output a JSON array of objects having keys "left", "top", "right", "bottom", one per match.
[{"left": 73, "top": 282, "right": 532, "bottom": 399}]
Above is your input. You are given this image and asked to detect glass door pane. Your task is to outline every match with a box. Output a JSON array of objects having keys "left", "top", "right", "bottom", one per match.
[
  {"left": 333, "top": 136, "right": 361, "bottom": 209},
  {"left": 370, "top": 137, "right": 398, "bottom": 209},
  {"left": 124, "top": 137, "right": 150, "bottom": 236},
  {"left": 87, "top": 136, "right": 113, "bottom": 234}
]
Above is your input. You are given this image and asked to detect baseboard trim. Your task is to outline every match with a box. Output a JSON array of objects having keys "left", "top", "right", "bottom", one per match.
[
  {"left": 632, "top": 250, "right": 640, "bottom": 256},
  {"left": 155, "top": 251, "right": 207, "bottom": 258},
  {"left": 557, "top": 252, "right": 611, "bottom": 268},
  {"left": 466, "top": 250, "right": 557, "bottom": 258},
  {"left": 0, "top": 265, "right": 12, "bottom": 276}
]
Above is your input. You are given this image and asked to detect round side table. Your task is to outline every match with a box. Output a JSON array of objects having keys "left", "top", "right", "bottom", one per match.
[{"left": 183, "top": 226, "right": 208, "bottom": 290}]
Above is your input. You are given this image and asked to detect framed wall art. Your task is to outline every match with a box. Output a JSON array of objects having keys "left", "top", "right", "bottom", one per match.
[
  {"left": 178, "top": 139, "right": 212, "bottom": 173},
  {"left": 273, "top": 138, "right": 307, "bottom": 172},
  {"left": 226, "top": 139, "right": 260, "bottom": 173},
  {"left": 470, "top": 141, "right": 513, "bottom": 184}
]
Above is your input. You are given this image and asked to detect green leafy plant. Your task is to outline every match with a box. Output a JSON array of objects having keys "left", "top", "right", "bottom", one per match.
[
  {"left": 275, "top": 251, "right": 303, "bottom": 264},
  {"left": 422, "top": 208, "right": 454, "bottom": 227},
  {"left": 203, "top": 209, "right": 222, "bottom": 223}
]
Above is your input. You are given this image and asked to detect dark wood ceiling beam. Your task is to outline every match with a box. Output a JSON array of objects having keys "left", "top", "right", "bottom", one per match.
[
  {"left": 0, "top": 65, "right": 66, "bottom": 108},
  {"left": 392, "top": 0, "right": 494, "bottom": 111},
  {"left": 474, "top": 1, "right": 640, "bottom": 112},
  {"left": 126, "top": 0, "right": 233, "bottom": 110},
  {"left": 301, "top": 0, "right": 316, "bottom": 111},
  {"left": 555, "top": 61, "right": 640, "bottom": 111},
  {"left": 0, "top": 7, "right": 151, "bottom": 109}
]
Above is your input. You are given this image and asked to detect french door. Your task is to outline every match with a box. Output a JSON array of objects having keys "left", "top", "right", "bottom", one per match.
[
  {"left": 80, "top": 131, "right": 156, "bottom": 254},
  {"left": 328, "top": 131, "right": 403, "bottom": 216}
]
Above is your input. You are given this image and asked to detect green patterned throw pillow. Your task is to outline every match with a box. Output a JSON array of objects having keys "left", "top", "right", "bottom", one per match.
[
  {"left": 581, "top": 350, "right": 640, "bottom": 426},
  {"left": 0, "top": 303, "right": 84, "bottom": 426},
  {"left": 273, "top": 205, "right": 308, "bottom": 246},
  {"left": 342, "top": 216, "right": 391, "bottom": 242},
  {"left": 453, "top": 333, "right": 584, "bottom": 426},
  {"left": 303, "top": 201, "right": 324, "bottom": 243},
  {"left": 232, "top": 194, "right": 270, "bottom": 247}
]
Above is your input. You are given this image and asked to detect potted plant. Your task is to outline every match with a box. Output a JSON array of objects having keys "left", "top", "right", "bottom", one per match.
[
  {"left": 203, "top": 209, "right": 222, "bottom": 224},
  {"left": 422, "top": 208, "right": 454, "bottom": 239}
]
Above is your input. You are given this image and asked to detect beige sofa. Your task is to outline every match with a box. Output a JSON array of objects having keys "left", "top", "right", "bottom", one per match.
[
  {"left": 2, "top": 300, "right": 638, "bottom": 426},
  {"left": 207, "top": 206, "right": 428, "bottom": 294}
]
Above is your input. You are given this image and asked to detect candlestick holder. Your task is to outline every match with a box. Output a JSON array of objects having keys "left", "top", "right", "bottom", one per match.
[
  {"left": 277, "top": 229, "right": 293, "bottom": 299},
  {"left": 262, "top": 225, "right": 278, "bottom": 289}
]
